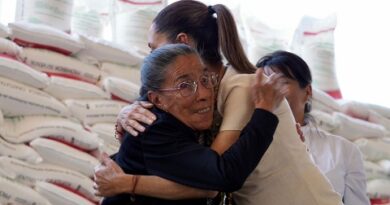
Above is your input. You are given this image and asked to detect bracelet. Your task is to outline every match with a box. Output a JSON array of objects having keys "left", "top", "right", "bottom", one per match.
[{"left": 130, "top": 175, "right": 139, "bottom": 196}]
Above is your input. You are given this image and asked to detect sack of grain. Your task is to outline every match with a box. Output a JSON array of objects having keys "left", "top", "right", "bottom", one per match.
[
  {"left": 30, "top": 138, "right": 100, "bottom": 177},
  {"left": 0, "top": 76, "right": 70, "bottom": 117},
  {"left": 9, "top": 21, "right": 83, "bottom": 55}
]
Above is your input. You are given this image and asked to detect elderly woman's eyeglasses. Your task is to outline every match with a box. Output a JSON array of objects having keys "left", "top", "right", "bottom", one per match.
[{"left": 158, "top": 73, "right": 218, "bottom": 97}]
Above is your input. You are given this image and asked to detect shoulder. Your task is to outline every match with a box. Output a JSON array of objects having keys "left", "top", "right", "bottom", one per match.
[
  {"left": 143, "top": 107, "right": 192, "bottom": 138},
  {"left": 219, "top": 67, "right": 254, "bottom": 90},
  {"left": 304, "top": 126, "right": 361, "bottom": 159}
]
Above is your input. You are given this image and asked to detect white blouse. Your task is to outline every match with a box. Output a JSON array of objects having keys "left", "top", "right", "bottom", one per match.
[{"left": 302, "top": 124, "right": 370, "bottom": 205}]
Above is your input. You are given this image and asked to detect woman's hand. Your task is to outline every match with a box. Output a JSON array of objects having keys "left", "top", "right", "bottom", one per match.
[
  {"left": 251, "top": 69, "right": 288, "bottom": 112},
  {"left": 116, "top": 101, "right": 156, "bottom": 141},
  {"left": 93, "top": 154, "right": 133, "bottom": 197}
]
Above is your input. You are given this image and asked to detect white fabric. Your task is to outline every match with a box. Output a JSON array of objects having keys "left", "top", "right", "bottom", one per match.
[
  {"left": 302, "top": 124, "right": 370, "bottom": 205},
  {"left": 30, "top": 138, "right": 100, "bottom": 177},
  {"left": 0, "top": 175, "right": 52, "bottom": 205},
  {"left": 35, "top": 181, "right": 95, "bottom": 205},
  {"left": 9, "top": 21, "right": 84, "bottom": 55},
  {"left": 76, "top": 34, "right": 143, "bottom": 66},
  {"left": 44, "top": 76, "right": 109, "bottom": 100},
  {"left": 217, "top": 68, "right": 342, "bottom": 205},
  {"left": 0, "top": 23, "right": 10, "bottom": 38},
  {"left": 0, "top": 76, "right": 70, "bottom": 117},
  {"left": 0, "top": 55, "right": 49, "bottom": 89},
  {"left": 0, "top": 38, "right": 22, "bottom": 57},
  {"left": 101, "top": 76, "right": 140, "bottom": 102},
  {"left": 0, "top": 156, "right": 98, "bottom": 202},
  {"left": 21, "top": 48, "right": 101, "bottom": 84},
  {"left": 100, "top": 62, "right": 141, "bottom": 85}
]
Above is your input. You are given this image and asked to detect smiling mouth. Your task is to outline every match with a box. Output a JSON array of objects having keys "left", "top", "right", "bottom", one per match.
[{"left": 197, "top": 107, "right": 211, "bottom": 114}]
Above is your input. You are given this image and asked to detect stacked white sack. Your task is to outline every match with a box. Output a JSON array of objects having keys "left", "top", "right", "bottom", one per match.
[
  {"left": 311, "top": 109, "right": 387, "bottom": 140},
  {"left": 64, "top": 99, "right": 127, "bottom": 125},
  {"left": 0, "top": 136, "right": 42, "bottom": 164},
  {"left": 0, "top": 54, "right": 49, "bottom": 89},
  {"left": 76, "top": 34, "right": 143, "bottom": 67},
  {"left": 21, "top": 48, "right": 101, "bottom": 84},
  {"left": 30, "top": 138, "right": 100, "bottom": 177},
  {"left": 0, "top": 76, "right": 69, "bottom": 117},
  {"left": 0, "top": 38, "right": 22, "bottom": 57},
  {"left": 0, "top": 156, "right": 99, "bottom": 202},
  {"left": 35, "top": 181, "right": 95, "bottom": 205},
  {"left": 0, "top": 23, "right": 10, "bottom": 38},
  {"left": 101, "top": 62, "right": 141, "bottom": 85},
  {"left": 0, "top": 175, "right": 52, "bottom": 205},
  {"left": 9, "top": 21, "right": 84, "bottom": 55},
  {"left": 44, "top": 76, "right": 109, "bottom": 100},
  {"left": 89, "top": 123, "right": 120, "bottom": 155},
  {"left": 0, "top": 115, "right": 101, "bottom": 151},
  {"left": 291, "top": 14, "right": 341, "bottom": 99},
  {"left": 15, "top": 0, "right": 74, "bottom": 32},
  {"left": 355, "top": 138, "right": 390, "bottom": 162},
  {"left": 101, "top": 76, "right": 140, "bottom": 103}
]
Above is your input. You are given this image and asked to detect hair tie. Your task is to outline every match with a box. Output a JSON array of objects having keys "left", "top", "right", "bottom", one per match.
[{"left": 208, "top": 6, "right": 215, "bottom": 15}]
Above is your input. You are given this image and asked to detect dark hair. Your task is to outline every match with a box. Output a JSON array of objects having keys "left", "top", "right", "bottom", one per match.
[
  {"left": 256, "top": 50, "right": 313, "bottom": 114},
  {"left": 140, "top": 44, "right": 196, "bottom": 96},
  {"left": 153, "top": 0, "right": 255, "bottom": 74}
]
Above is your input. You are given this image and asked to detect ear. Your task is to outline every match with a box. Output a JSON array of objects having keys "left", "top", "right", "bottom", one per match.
[
  {"left": 176, "top": 33, "right": 190, "bottom": 44},
  {"left": 148, "top": 91, "right": 166, "bottom": 111},
  {"left": 305, "top": 84, "right": 313, "bottom": 101}
]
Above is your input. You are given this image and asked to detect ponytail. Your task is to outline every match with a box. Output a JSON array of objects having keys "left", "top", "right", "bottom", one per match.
[{"left": 212, "top": 4, "right": 256, "bottom": 74}]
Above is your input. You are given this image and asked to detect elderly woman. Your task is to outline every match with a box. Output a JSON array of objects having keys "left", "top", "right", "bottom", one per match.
[
  {"left": 257, "top": 50, "right": 370, "bottom": 205},
  {"left": 100, "top": 44, "right": 286, "bottom": 205}
]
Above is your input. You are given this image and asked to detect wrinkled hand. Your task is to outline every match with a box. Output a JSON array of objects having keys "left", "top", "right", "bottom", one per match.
[
  {"left": 251, "top": 69, "right": 288, "bottom": 112},
  {"left": 93, "top": 153, "right": 129, "bottom": 197},
  {"left": 116, "top": 101, "right": 156, "bottom": 141}
]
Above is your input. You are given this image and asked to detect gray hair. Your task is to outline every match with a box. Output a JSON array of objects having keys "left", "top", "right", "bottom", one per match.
[{"left": 140, "top": 44, "right": 197, "bottom": 96}]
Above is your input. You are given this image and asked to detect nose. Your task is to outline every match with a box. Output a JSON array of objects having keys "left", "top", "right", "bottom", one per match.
[{"left": 196, "top": 81, "right": 213, "bottom": 102}]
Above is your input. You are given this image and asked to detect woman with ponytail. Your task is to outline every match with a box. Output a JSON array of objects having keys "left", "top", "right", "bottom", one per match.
[{"left": 95, "top": 1, "right": 343, "bottom": 205}]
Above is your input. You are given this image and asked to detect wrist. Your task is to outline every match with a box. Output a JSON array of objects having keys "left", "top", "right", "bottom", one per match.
[
  {"left": 121, "top": 174, "right": 136, "bottom": 194},
  {"left": 254, "top": 101, "right": 273, "bottom": 112}
]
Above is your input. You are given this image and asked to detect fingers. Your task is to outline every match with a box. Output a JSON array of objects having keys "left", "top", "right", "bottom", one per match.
[
  {"left": 139, "top": 101, "right": 154, "bottom": 109},
  {"left": 101, "top": 153, "right": 113, "bottom": 166}
]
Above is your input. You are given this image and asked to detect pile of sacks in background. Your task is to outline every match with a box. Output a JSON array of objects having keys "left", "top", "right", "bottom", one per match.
[
  {"left": 312, "top": 87, "right": 390, "bottom": 204},
  {"left": 0, "top": 20, "right": 146, "bottom": 205}
]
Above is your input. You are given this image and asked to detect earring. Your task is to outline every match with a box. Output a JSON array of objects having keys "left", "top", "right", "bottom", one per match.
[{"left": 304, "top": 99, "right": 312, "bottom": 113}]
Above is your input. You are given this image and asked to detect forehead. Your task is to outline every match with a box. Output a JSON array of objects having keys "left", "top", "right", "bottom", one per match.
[{"left": 166, "top": 54, "right": 205, "bottom": 82}]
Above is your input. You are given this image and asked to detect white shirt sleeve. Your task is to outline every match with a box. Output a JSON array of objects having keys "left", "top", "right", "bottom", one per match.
[{"left": 343, "top": 144, "right": 371, "bottom": 205}]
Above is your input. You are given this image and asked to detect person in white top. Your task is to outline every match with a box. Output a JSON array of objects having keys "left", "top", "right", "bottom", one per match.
[{"left": 257, "top": 50, "right": 370, "bottom": 205}]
